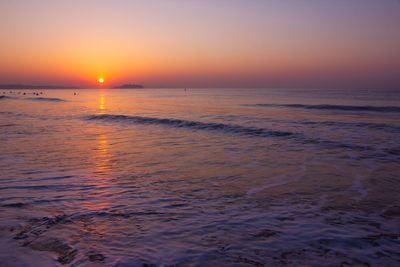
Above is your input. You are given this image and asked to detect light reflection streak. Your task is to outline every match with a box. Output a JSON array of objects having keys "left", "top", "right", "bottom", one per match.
[
  {"left": 81, "top": 131, "right": 114, "bottom": 212},
  {"left": 99, "top": 95, "right": 105, "bottom": 113},
  {"left": 96, "top": 134, "right": 112, "bottom": 171},
  {"left": 82, "top": 93, "right": 115, "bottom": 211}
]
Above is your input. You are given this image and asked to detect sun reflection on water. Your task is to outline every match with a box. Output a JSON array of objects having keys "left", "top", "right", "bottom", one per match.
[
  {"left": 95, "top": 132, "right": 114, "bottom": 173},
  {"left": 80, "top": 132, "right": 114, "bottom": 212},
  {"left": 99, "top": 96, "right": 105, "bottom": 112}
]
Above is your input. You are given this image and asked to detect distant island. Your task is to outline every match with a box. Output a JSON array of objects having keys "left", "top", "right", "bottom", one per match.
[
  {"left": 113, "top": 83, "right": 144, "bottom": 89},
  {"left": 0, "top": 84, "right": 79, "bottom": 89}
]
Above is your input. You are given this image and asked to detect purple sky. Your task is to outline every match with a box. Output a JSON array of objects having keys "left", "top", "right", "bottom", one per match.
[{"left": 1, "top": 0, "right": 400, "bottom": 88}]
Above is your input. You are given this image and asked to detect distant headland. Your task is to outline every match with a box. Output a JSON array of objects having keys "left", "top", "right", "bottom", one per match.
[
  {"left": 113, "top": 83, "right": 144, "bottom": 89},
  {"left": 0, "top": 84, "right": 79, "bottom": 89}
]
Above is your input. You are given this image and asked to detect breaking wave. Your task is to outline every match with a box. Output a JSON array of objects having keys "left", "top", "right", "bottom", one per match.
[
  {"left": 86, "top": 114, "right": 294, "bottom": 137},
  {"left": 245, "top": 103, "right": 400, "bottom": 113}
]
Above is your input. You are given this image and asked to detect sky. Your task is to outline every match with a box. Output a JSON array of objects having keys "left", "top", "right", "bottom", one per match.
[{"left": 1, "top": 0, "right": 400, "bottom": 89}]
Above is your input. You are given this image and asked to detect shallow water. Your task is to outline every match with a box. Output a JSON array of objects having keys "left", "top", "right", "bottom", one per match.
[{"left": 0, "top": 88, "right": 399, "bottom": 266}]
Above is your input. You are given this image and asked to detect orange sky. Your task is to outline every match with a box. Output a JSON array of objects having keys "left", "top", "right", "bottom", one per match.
[{"left": 1, "top": 0, "right": 400, "bottom": 88}]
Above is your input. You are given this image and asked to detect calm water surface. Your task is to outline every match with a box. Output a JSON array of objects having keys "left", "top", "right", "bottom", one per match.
[{"left": 0, "top": 88, "right": 399, "bottom": 266}]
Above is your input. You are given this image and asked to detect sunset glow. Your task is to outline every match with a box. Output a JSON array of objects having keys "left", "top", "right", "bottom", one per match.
[
  {"left": 0, "top": 0, "right": 399, "bottom": 88},
  {"left": 98, "top": 78, "right": 104, "bottom": 84}
]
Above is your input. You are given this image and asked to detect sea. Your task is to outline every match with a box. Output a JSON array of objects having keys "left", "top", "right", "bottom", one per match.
[{"left": 0, "top": 88, "right": 399, "bottom": 266}]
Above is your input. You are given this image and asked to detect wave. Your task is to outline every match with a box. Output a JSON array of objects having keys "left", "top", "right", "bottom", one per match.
[
  {"left": 300, "top": 120, "right": 400, "bottom": 133},
  {"left": 86, "top": 114, "right": 294, "bottom": 137},
  {"left": 85, "top": 114, "right": 380, "bottom": 152},
  {"left": 301, "top": 138, "right": 372, "bottom": 151},
  {"left": 26, "top": 97, "right": 66, "bottom": 102},
  {"left": 0, "top": 95, "right": 66, "bottom": 102},
  {"left": 245, "top": 104, "right": 400, "bottom": 113}
]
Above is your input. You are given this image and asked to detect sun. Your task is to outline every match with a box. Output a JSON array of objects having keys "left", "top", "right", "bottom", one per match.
[{"left": 98, "top": 78, "right": 104, "bottom": 84}]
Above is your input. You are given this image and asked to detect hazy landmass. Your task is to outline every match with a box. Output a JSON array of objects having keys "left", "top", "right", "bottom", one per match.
[
  {"left": 0, "top": 84, "right": 80, "bottom": 89},
  {"left": 113, "top": 84, "right": 144, "bottom": 89}
]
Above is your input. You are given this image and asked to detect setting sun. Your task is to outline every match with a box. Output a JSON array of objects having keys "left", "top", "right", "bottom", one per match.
[{"left": 98, "top": 78, "right": 104, "bottom": 84}]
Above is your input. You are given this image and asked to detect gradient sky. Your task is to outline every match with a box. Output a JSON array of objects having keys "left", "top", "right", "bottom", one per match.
[{"left": 1, "top": 0, "right": 400, "bottom": 88}]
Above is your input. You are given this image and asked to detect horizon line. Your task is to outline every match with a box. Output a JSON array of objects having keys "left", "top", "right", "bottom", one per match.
[{"left": 1, "top": 84, "right": 399, "bottom": 91}]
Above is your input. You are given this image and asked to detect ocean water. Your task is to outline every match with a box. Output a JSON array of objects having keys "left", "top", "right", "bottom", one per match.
[{"left": 0, "top": 88, "right": 399, "bottom": 266}]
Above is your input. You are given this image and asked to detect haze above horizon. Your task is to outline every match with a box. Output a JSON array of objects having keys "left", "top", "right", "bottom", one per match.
[{"left": 1, "top": 0, "right": 400, "bottom": 89}]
